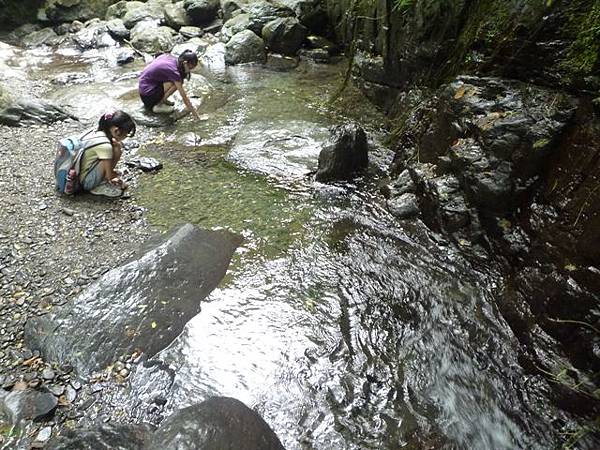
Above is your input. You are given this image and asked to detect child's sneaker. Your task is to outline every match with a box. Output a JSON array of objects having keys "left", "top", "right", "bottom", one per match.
[
  {"left": 90, "top": 182, "right": 123, "bottom": 198},
  {"left": 152, "top": 103, "right": 174, "bottom": 114}
]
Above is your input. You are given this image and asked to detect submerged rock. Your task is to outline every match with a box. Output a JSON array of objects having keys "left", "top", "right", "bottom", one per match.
[
  {"left": 46, "top": 423, "right": 151, "bottom": 450},
  {"left": 24, "top": 224, "right": 241, "bottom": 376},
  {"left": 315, "top": 123, "right": 369, "bottom": 182}
]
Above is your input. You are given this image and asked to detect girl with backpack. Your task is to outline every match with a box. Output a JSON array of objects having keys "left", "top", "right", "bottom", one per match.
[
  {"left": 138, "top": 50, "right": 202, "bottom": 120},
  {"left": 79, "top": 110, "right": 136, "bottom": 198}
]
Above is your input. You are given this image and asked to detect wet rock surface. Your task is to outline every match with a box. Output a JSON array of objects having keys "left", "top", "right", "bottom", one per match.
[
  {"left": 25, "top": 224, "right": 241, "bottom": 376},
  {"left": 148, "top": 397, "right": 285, "bottom": 450},
  {"left": 386, "top": 74, "right": 600, "bottom": 436},
  {"left": 316, "top": 123, "right": 369, "bottom": 182},
  {"left": 46, "top": 422, "right": 152, "bottom": 450},
  {"left": 46, "top": 397, "right": 283, "bottom": 450}
]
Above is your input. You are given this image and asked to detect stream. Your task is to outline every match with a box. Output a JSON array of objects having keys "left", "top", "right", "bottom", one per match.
[{"left": 1, "top": 38, "right": 572, "bottom": 449}]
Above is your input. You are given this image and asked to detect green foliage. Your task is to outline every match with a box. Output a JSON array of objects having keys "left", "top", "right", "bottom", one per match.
[
  {"left": 563, "top": 0, "right": 600, "bottom": 75},
  {"left": 393, "top": 0, "right": 415, "bottom": 14}
]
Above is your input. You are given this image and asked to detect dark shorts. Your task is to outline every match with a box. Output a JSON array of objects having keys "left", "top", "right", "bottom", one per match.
[{"left": 140, "top": 85, "right": 164, "bottom": 109}]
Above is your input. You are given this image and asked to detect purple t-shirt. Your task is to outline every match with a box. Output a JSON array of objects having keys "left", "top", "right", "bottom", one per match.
[{"left": 138, "top": 54, "right": 182, "bottom": 96}]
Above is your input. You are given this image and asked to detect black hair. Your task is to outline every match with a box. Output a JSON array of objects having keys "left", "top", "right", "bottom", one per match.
[
  {"left": 177, "top": 50, "right": 199, "bottom": 82},
  {"left": 97, "top": 110, "right": 136, "bottom": 139}
]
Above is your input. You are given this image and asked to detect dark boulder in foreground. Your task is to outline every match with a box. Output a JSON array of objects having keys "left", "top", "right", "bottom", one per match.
[
  {"left": 148, "top": 397, "right": 285, "bottom": 450},
  {"left": 25, "top": 224, "right": 241, "bottom": 377},
  {"left": 315, "top": 123, "right": 369, "bottom": 182},
  {"left": 47, "top": 397, "right": 284, "bottom": 450}
]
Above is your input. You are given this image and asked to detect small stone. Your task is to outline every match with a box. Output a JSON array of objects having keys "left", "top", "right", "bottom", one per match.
[
  {"left": 70, "top": 380, "right": 81, "bottom": 390},
  {"left": 61, "top": 208, "right": 75, "bottom": 216},
  {"left": 65, "top": 385, "right": 77, "bottom": 402},
  {"left": 118, "top": 368, "right": 129, "bottom": 378},
  {"left": 44, "top": 229, "right": 55, "bottom": 237},
  {"left": 113, "top": 361, "right": 125, "bottom": 372},
  {"left": 48, "top": 384, "right": 65, "bottom": 396},
  {"left": 42, "top": 368, "right": 55, "bottom": 381},
  {"left": 36, "top": 426, "right": 52, "bottom": 442}
]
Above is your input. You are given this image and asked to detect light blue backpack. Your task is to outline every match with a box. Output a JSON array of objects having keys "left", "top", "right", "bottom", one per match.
[{"left": 54, "top": 131, "right": 108, "bottom": 194}]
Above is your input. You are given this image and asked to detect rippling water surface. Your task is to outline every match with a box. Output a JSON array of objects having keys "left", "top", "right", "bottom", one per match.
[{"left": 1, "top": 38, "right": 568, "bottom": 449}]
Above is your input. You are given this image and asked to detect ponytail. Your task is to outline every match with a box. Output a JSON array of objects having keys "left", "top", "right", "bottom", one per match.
[
  {"left": 97, "top": 110, "right": 136, "bottom": 139},
  {"left": 177, "top": 50, "right": 199, "bottom": 82}
]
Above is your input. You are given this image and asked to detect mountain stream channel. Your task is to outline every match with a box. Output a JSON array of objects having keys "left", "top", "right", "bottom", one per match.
[{"left": 0, "top": 37, "right": 588, "bottom": 449}]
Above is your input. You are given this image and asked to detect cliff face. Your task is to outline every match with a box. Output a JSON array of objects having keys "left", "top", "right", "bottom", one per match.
[
  {"left": 325, "top": 0, "right": 599, "bottom": 92},
  {"left": 324, "top": 0, "right": 600, "bottom": 424}
]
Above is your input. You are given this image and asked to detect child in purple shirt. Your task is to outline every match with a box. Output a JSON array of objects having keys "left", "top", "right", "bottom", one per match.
[{"left": 138, "top": 50, "right": 201, "bottom": 119}]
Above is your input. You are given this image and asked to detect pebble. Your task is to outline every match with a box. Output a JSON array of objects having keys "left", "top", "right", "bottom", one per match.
[
  {"left": 61, "top": 208, "right": 75, "bottom": 216},
  {"left": 118, "top": 368, "right": 129, "bottom": 378},
  {"left": 36, "top": 426, "right": 52, "bottom": 442},
  {"left": 65, "top": 385, "right": 77, "bottom": 402},
  {"left": 42, "top": 368, "right": 55, "bottom": 381},
  {"left": 48, "top": 384, "right": 65, "bottom": 396}
]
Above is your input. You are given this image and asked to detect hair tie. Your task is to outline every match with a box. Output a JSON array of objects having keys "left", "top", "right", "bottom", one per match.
[{"left": 103, "top": 112, "right": 114, "bottom": 120}]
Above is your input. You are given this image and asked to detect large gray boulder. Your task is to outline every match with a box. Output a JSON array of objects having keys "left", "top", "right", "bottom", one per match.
[
  {"left": 279, "top": 0, "right": 328, "bottom": 34},
  {"left": 244, "top": 0, "right": 294, "bottom": 34},
  {"left": 72, "top": 21, "right": 117, "bottom": 49},
  {"left": 122, "top": 1, "right": 165, "bottom": 29},
  {"left": 315, "top": 123, "right": 369, "bottom": 182},
  {"left": 184, "top": 0, "right": 220, "bottom": 26},
  {"left": 24, "top": 224, "right": 241, "bottom": 376},
  {"left": 262, "top": 17, "right": 307, "bottom": 55},
  {"left": 224, "top": 29, "right": 266, "bottom": 65},
  {"left": 0, "top": 85, "right": 74, "bottom": 127},
  {"left": 130, "top": 21, "right": 176, "bottom": 54},
  {"left": 221, "top": 13, "right": 251, "bottom": 42},
  {"left": 21, "top": 28, "right": 59, "bottom": 47},
  {"left": 148, "top": 397, "right": 285, "bottom": 450},
  {"left": 164, "top": 1, "right": 191, "bottom": 29},
  {"left": 106, "top": 18, "right": 130, "bottom": 40}
]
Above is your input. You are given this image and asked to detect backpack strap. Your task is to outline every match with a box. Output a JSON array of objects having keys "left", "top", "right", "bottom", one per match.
[{"left": 79, "top": 131, "right": 112, "bottom": 181}]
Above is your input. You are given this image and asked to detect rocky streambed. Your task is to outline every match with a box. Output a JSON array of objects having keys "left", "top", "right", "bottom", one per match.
[{"left": 1, "top": 0, "right": 599, "bottom": 449}]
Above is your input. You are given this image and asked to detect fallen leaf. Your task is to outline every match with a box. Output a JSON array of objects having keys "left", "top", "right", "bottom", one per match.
[{"left": 454, "top": 85, "right": 466, "bottom": 99}]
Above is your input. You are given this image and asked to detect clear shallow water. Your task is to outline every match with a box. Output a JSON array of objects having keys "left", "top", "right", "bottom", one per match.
[{"left": 1, "top": 38, "right": 568, "bottom": 449}]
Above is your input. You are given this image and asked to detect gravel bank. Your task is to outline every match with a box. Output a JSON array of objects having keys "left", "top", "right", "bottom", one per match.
[{"left": 0, "top": 120, "right": 155, "bottom": 446}]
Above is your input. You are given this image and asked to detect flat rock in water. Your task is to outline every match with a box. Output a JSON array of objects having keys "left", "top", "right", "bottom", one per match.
[
  {"left": 1, "top": 389, "right": 58, "bottom": 424},
  {"left": 24, "top": 224, "right": 241, "bottom": 376}
]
